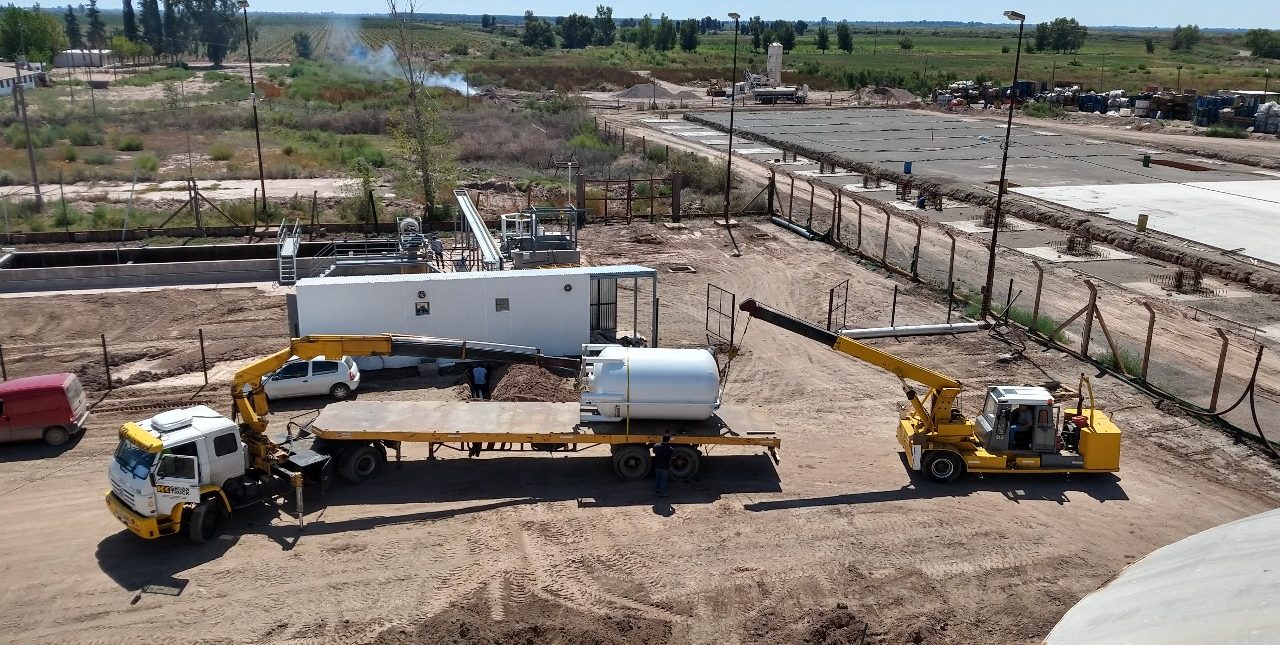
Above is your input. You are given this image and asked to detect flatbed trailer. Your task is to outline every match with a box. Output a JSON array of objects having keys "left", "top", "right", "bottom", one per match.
[{"left": 307, "top": 401, "right": 780, "bottom": 481}]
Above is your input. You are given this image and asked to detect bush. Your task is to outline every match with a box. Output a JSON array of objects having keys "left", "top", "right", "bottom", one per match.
[
  {"left": 567, "top": 132, "right": 613, "bottom": 152},
  {"left": 5, "top": 123, "right": 57, "bottom": 148},
  {"left": 898, "top": 36, "right": 914, "bottom": 50},
  {"left": 84, "top": 150, "right": 115, "bottom": 165},
  {"left": 209, "top": 143, "right": 235, "bottom": 161},
  {"left": 136, "top": 153, "right": 160, "bottom": 173},
  {"left": 52, "top": 202, "right": 79, "bottom": 228},
  {"left": 0, "top": 170, "right": 15, "bottom": 186},
  {"left": 203, "top": 71, "right": 236, "bottom": 82},
  {"left": 66, "top": 123, "right": 105, "bottom": 146},
  {"left": 1023, "top": 102, "right": 1065, "bottom": 119},
  {"left": 449, "top": 42, "right": 470, "bottom": 56},
  {"left": 1205, "top": 125, "right": 1248, "bottom": 138},
  {"left": 61, "top": 145, "right": 77, "bottom": 162},
  {"left": 117, "top": 136, "right": 145, "bottom": 151},
  {"left": 668, "top": 151, "right": 730, "bottom": 192},
  {"left": 282, "top": 143, "right": 297, "bottom": 156}
]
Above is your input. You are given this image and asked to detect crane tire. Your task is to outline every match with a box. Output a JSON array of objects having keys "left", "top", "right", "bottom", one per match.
[{"left": 923, "top": 451, "right": 965, "bottom": 484}]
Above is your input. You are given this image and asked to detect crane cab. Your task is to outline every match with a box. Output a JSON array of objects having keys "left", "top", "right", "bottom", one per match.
[{"left": 975, "top": 386, "right": 1061, "bottom": 454}]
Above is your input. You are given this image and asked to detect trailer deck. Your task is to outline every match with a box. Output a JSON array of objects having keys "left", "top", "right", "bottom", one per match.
[{"left": 307, "top": 401, "right": 780, "bottom": 448}]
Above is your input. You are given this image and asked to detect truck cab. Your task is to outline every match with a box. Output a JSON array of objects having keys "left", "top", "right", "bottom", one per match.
[
  {"left": 106, "top": 405, "right": 246, "bottom": 540},
  {"left": 974, "top": 386, "right": 1061, "bottom": 454}
]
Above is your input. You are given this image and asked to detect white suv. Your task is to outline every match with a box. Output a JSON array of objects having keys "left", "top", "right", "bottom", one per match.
[{"left": 262, "top": 356, "right": 361, "bottom": 401}]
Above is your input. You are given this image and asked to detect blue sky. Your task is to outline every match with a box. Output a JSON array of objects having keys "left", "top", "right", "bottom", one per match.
[{"left": 290, "top": 1, "right": 1279, "bottom": 29}]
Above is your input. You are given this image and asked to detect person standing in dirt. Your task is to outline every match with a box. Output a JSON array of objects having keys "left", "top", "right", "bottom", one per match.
[
  {"left": 652, "top": 436, "right": 674, "bottom": 497},
  {"left": 470, "top": 363, "right": 489, "bottom": 400},
  {"left": 428, "top": 233, "right": 444, "bottom": 269}
]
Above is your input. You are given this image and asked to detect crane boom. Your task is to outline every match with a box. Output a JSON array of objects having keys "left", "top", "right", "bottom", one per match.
[{"left": 738, "top": 299, "right": 963, "bottom": 431}]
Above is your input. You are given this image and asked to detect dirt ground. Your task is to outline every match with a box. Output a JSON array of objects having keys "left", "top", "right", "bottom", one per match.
[{"left": 1, "top": 220, "right": 1279, "bottom": 644}]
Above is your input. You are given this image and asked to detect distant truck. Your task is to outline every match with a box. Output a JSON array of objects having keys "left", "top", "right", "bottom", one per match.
[{"left": 0, "top": 373, "right": 89, "bottom": 446}]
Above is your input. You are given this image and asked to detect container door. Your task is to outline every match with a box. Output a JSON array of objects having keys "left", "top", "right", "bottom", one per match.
[
  {"left": 0, "top": 398, "right": 9, "bottom": 440},
  {"left": 154, "top": 454, "right": 201, "bottom": 508},
  {"left": 590, "top": 277, "right": 617, "bottom": 334}
]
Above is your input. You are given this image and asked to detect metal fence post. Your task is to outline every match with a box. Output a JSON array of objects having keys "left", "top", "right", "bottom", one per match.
[
  {"left": 1210, "top": 328, "right": 1229, "bottom": 412},
  {"left": 890, "top": 285, "right": 898, "bottom": 328},
  {"left": 945, "top": 231, "right": 956, "bottom": 291},
  {"left": 1141, "top": 302, "right": 1156, "bottom": 381},
  {"left": 101, "top": 334, "right": 112, "bottom": 389},
  {"left": 0, "top": 341, "right": 6, "bottom": 380},
  {"left": 199, "top": 328, "right": 209, "bottom": 386},
  {"left": 911, "top": 219, "right": 922, "bottom": 281},
  {"left": 881, "top": 211, "right": 891, "bottom": 264}
]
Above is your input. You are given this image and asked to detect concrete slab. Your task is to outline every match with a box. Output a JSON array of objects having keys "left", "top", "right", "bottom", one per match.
[
  {"left": 735, "top": 147, "right": 782, "bottom": 155},
  {"left": 1018, "top": 246, "right": 1136, "bottom": 263},
  {"left": 945, "top": 218, "right": 1043, "bottom": 233},
  {"left": 1012, "top": 180, "right": 1280, "bottom": 264}
]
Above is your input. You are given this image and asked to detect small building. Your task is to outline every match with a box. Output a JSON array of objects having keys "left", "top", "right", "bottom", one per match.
[
  {"left": 53, "top": 50, "right": 111, "bottom": 68},
  {"left": 0, "top": 64, "right": 39, "bottom": 98},
  {"left": 289, "top": 265, "right": 659, "bottom": 364}
]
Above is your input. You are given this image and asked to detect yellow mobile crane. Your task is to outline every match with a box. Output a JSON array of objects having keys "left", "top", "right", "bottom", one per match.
[
  {"left": 106, "top": 334, "right": 780, "bottom": 542},
  {"left": 738, "top": 299, "right": 1120, "bottom": 483}
]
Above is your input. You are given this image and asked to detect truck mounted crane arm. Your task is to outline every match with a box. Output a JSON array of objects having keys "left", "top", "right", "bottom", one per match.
[
  {"left": 232, "top": 334, "right": 579, "bottom": 437},
  {"left": 738, "top": 299, "right": 963, "bottom": 431}
]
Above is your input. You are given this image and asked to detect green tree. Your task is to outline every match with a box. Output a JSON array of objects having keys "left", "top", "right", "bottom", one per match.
[
  {"left": 1037, "top": 17, "right": 1087, "bottom": 54},
  {"left": 292, "top": 31, "right": 312, "bottom": 59},
  {"left": 1143, "top": 36, "right": 1155, "bottom": 54},
  {"left": 521, "top": 10, "right": 556, "bottom": 49},
  {"left": 678, "top": 18, "right": 697, "bottom": 52},
  {"left": 748, "top": 15, "right": 762, "bottom": 52},
  {"left": 777, "top": 21, "right": 795, "bottom": 52},
  {"left": 635, "top": 13, "right": 652, "bottom": 49},
  {"left": 480, "top": 13, "right": 493, "bottom": 29},
  {"left": 654, "top": 14, "right": 675, "bottom": 51},
  {"left": 191, "top": 0, "right": 241, "bottom": 66},
  {"left": 1034, "top": 22, "right": 1049, "bottom": 52},
  {"left": 836, "top": 22, "right": 851, "bottom": 53},
  {"left": 1, "top": 6, "right": 67, "bottom": 63},
  {"left": 794, "top": 19, "right": 807, "bottom": 36},
  {"left": 85, "top": 0, "right": 106, "bottom": 49},
  {"left": 815, "top": 24, "right": 829, "bottom": 53},
  {"left": 122, "top": 0, "right": 139, "bottom": 42},
  {"left": 897, "top": 35, "right": 913, "bottom": 50},
  {"left": 139, "top": 0, "right": 161, "bottom": 53},
  {"left": 559, "top": 13, "right": 593, "bottom": 49},
  {"left": 161, "top": 0, "right": 179, "bottom": 60},
  {"left": 1171, "top": 24, "right": 1202, "bottom": 51},
  {"left": 592, "top": 5, "right": 614, "bottom": 46},
  {"left": 1244, "top": 29, "right": 1280, "bottom": 58},
  {"left": 63, "top": 5, "right": 83, "bottom": 49}
]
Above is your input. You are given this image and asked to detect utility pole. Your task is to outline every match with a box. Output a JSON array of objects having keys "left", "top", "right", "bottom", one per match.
[
  {"left": 15, "top": 82, "right": 43, "bottom": 209},
  {"left": 239, "top": 0, "right": 268, "bottom": 223}
]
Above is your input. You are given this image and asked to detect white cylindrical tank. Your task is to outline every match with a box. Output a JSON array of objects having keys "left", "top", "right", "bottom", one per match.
[
  {"left": 767, "top": 42, "right": 783, "bottom": 86},
  {"left": 585, "top": 346, "right": 720, "bottom": 421}
]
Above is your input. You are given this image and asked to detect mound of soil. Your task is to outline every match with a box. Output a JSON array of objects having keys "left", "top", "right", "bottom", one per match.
[
  {"left": 374, "top": 601, "right": 671, "bottom": 645},
  {"left": 616, "top": 83, "right": 676, "bottom": 100},
  {"left": 489, "top": 364, "right": 578, "bottom": 403}
]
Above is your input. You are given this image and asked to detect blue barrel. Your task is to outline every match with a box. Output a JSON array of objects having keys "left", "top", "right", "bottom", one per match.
[{"left": 904, "top": 161, "right": 913, "bottom": 174}]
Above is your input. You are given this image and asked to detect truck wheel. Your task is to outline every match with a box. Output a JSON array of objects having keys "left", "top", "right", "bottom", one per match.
[
  {"left": 339, "top": 444, "right": 383, "bottom": 483},
  {"left": 670, "top": 446, "right": 700, "bottom": 481},
  {"left": 923, "top": 451, "right": 965, "bottom": 484},
  {"left": 42, "top": 426, "right": 70, "bottom": 447},
  {"left": 187, "top": 499, "right": 221, "bottom": 544},
  {"left": 612, "top": 445, "right": 651, "bottom": 481},
  {"left": 330, "top": 383, "right": 352, "bottom": 401}
]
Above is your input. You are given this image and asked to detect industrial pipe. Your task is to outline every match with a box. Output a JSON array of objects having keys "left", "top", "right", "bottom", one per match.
[
  {"left": 837, "top": 322, "right": 985, "bottom": 339},
  {"left": 770, "top": 216, "right": 816, "bottom": 240}
]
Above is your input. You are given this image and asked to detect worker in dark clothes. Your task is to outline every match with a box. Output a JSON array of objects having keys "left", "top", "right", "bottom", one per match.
[
  {"left": 470, "top": 363, "right": 489, "bottom": 400},
  {"left": 652, "top": 436, "right": 674, "bottom": 497}
]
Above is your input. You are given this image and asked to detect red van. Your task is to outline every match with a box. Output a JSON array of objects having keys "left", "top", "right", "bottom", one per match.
[{"left": 0, "top": 373, "right": 91, "bottom": 446}]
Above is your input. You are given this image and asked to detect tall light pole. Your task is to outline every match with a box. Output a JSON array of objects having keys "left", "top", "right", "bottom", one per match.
[
  {"left": 238, "top": 0, "right": 267, "bottom": 222},
  {"left": 1176, "top": 65, "right": 1183, "bottom": 93},
  {"left": 1265, "top": 69, "right": 1271, "bottom": 103},
  {"left": 980, "top": 10, "right": 1025, "bottom": 320},
  {"left": 723, "top": 11, "right": 742, "bottom": 257}
]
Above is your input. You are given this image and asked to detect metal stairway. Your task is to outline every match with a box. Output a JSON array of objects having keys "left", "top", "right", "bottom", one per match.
[{"left": 277, "top": 219, "right": 301, "bottom": 285}]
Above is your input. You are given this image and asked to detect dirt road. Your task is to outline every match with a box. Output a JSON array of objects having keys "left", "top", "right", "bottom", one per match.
[{"left": 1, "top": 220, "right": 1278, "bottom": 644}]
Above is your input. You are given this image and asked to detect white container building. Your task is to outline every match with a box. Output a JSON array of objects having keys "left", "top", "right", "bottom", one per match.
[{"left": 290, "top": 265, "right": 659, "bottom": 365}]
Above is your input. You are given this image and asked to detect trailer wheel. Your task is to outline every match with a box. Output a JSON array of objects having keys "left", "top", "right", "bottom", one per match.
[
  {"left": 42, "top": 426, "right": 70, "bottom": 447},
  {"left": 339, "top": 445, "right": 384, "bottom": 483},
  {"left": 670, "top": 446, "right": 700, "bottom": 481},
  {"left": 612, "top": 445, "right": 651, "bottom": 481},
  {"left": 922, "top": 451, "right": 965, "bottom": 484},
  {"left": 187, "top": 499, "right": 221, "bottom": 544}
]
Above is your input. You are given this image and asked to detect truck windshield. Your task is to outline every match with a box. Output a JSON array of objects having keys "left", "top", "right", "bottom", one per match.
[{"left": 114, "top": 439, "right": 156, "bottom": 479}]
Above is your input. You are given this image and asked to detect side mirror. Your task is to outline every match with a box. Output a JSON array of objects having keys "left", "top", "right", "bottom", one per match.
[{"left": 148, "top": 472, "right": 156, "bottom": 487}]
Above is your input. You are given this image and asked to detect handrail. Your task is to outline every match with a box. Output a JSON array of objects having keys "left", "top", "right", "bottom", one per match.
[{"left": 454, "top": 189, "right": 502, "bottom": 271}]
